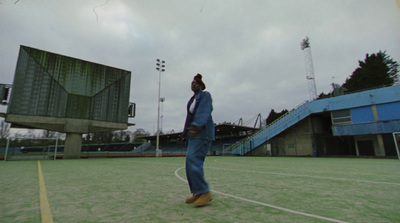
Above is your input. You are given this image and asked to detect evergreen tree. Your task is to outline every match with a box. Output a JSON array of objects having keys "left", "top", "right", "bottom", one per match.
[
  {"left": 266, "top": 109, "right": 288, "bottom": 125},
  {"left": 343, "top": 51, "right": 399, "bottom": 92}
]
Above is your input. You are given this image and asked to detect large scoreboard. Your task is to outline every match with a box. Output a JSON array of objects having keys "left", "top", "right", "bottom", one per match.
[{"left": 6, "top": 45, "right": 132, "bottom": 133}]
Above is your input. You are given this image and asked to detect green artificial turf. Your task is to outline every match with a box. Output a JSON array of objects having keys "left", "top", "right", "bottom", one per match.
[{"left": 1, "top": 157, "right": 399, "bottom": 222}]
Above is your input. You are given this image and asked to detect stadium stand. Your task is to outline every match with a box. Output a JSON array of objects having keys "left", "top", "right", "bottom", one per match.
[
  {"left": 231, "top": 85, "right": 400, "bottom": 157},
  {"left": 137, "top": 123, "right": 260, "bottom": 156}
]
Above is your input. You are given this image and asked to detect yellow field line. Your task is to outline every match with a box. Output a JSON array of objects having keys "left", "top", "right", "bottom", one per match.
[{"left": 38, "top": 161, "right": 54, "bottom": 223}]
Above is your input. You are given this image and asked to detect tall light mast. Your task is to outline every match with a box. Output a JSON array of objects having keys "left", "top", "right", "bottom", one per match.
[
  {"left": 301, "top": 36, "right": 317, "bottom": 100},
  {"left": 156, "top": 59, "right": 165, "bottom": 157}
]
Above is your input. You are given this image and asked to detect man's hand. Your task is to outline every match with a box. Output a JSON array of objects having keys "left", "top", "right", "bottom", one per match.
[{"left": 187, "top": 126, "right": 199, "bottom": 137}]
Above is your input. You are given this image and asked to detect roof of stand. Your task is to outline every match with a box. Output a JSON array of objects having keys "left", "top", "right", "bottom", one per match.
[{"left": 138, "top": 123, "right": 260, "bottom": 141}]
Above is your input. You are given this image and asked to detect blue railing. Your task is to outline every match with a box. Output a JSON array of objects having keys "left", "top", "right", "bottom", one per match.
[{"left": 230, "top": 100, "right": 311, "bottom": 155}]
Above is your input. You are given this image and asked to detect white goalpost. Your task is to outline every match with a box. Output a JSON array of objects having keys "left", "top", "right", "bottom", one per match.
[
  {"left": 393, "top": 132, "right": 400, "bottom": 160},
  {"left": 3, "top": 137, "right": 59, "bottom": 161}
]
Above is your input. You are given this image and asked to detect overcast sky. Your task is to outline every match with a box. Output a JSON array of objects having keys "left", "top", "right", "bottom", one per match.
[{"left": 1, "top": 0, "right": 399, "bottom": 135}]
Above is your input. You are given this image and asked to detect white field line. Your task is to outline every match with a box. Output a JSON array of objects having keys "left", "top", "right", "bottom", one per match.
[
  {"left": 127, "top": 159, "right": 399, "bottom": 186},
  {"left": 206, "top": 167, "right": 400, "bottom": 186},
  {"left": 174, "top": 167, "right": 349, "bottom": 223},
  {"left": 124, "top": 160, "right": 184, "bottom": 167},
  {"left": 128, "top": 159, "right": 399, "bottom": 186}
]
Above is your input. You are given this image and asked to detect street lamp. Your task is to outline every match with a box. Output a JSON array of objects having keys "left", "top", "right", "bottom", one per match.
[{"left": 156, "top": 59, "right": 165, "bottom": 157}]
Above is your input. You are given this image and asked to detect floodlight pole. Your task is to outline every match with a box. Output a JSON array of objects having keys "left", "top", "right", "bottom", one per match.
[
  {"left": 160, "top": 97, "right": 165, "bottom": 133},
  {"left": 300, "top": 36, "right": 318, "bottom": 100},
  {"left": 156, "top": 59, "right": 165, "bottom": 157},
  {"left": 4, "top": 138, "right": 10, "bottom": 161}
]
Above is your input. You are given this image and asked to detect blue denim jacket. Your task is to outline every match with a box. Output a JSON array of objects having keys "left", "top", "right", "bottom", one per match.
[{"left": 182, "top": 90, "right": 215, "bottom": 140}]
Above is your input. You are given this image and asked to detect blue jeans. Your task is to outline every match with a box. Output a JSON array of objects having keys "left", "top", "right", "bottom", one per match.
[{"left": 185, "top": 138, "right": 212, "bottom": 195}]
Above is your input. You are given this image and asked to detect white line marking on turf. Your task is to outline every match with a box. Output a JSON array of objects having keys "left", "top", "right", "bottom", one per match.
[
  {"left": 125, "top": 160, "right": 184, "bottom": 167},
  {"left": 175, "top": 167, "right": 349, "bottom": 223},
  {"left": 206, "top": 167, "right": 400, "bottom": 186}
]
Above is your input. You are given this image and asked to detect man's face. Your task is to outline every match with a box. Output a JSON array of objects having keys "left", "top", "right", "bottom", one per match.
[{"left": 191, "top": 80, "right": 201, "bottom": 92}]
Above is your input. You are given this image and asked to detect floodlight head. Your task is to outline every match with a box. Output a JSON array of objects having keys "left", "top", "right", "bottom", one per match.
[
  {"left": 156, "top": 67, "right": 160, "bottom": 71},
  {"left": 300, "top": 36, "right": 310, "bottom": 50},
  {"left": 157, "top": 59, "right": 160, "bottom": 62},
  {"left": 156, "top": 63, "right": 160, "bottom": 66},
  {"left": 162, "top": 60, "right": 165, "bottom": 63},
  {"left": 161, "top": 69, "right": 165, "bottom": 72}
]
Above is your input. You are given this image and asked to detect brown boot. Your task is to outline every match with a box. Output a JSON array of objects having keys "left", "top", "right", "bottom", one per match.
[
  {"left": 185, "top": 194, "right": 200, "bottom": 203},
  {"left": 193, "top": 192, "right": 212, "bottom": 207}
]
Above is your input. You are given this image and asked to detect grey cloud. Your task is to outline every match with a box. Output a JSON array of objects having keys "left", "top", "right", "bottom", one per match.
[{"left": 0, "top": 0, "right": 399, "bottom": 134}]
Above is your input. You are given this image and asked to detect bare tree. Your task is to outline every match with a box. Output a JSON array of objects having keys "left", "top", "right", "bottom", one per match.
[
  {"left": 0, "top": 119, "right": 10, "bottom": 140},
  {"left": 42, "top": 129, "right": 57, "bottom": 138}
]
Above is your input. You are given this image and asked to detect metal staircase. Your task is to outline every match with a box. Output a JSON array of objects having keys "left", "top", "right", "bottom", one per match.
[{"left": 230, "top": 100, "right": 311, "bottom": 155}]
